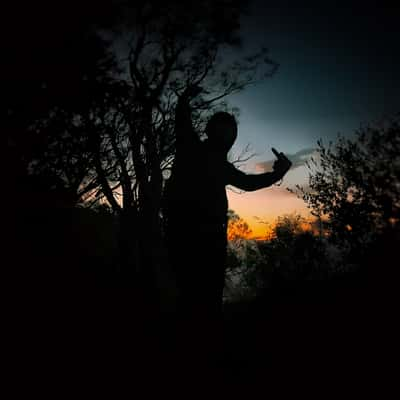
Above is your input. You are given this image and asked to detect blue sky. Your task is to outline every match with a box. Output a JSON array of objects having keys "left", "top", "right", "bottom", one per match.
[
  {"left": 223, "top": 1, "right": 400, "bottom": 233},
  {"left": 230, "top": 0, "right": 399, "bottom": 156}
]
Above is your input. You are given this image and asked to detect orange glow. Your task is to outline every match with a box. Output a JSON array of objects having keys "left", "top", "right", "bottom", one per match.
[
  {"left": 227, "top": 216, "right": 253, "bottom": 241},
  {"left": 228, "top": 215, "right": 323, "bottom": 241},
  {"left": 247, "top": 223, "right": 275, "bottom": 240},
  {"left": 227, "top": 185, "right": 310, "bottom": 232},
  {"left": 227, "top": 225, "right": 253, "bottom": 241},
  {"left": 389, "top": 217, "right": 398, "bottom": 227},
  {"left": 300, "top": 222, "right": 312, "bottom": 232}
]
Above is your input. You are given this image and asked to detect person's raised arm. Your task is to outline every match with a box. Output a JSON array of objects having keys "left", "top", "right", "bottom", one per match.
[
  {"left": 174, "top": 86, "right": 203, "bottom": 153},
  {"left": 226, "top": 148, "right": 292, "bottom": 191}
]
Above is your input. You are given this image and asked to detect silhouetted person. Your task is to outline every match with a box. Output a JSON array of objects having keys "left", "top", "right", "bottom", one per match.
[{"left": 164, "top": 85, "right": 292, "bottom": 322}]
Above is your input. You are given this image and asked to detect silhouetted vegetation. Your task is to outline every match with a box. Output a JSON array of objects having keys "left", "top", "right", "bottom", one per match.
[
  {"left": 298, "top": 115, "right": 400, "bottom": 250},
  {"left": 225, "top": 213, "right": 338, "bottom": 302},
  {"left": 295, "top": 114, "right": 400, "bottom": 289},
  {"left": 8, "top": 1, "right": 276, "bottom": 293},
  {"left": 226, "top": 116, "right": 400, "bottom": 303},
  {"left": 6, "top": 1, "right": 399, "bottom": 394}
]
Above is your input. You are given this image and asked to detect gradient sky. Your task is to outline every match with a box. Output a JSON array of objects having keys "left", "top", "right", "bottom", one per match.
[{"left": 224, "top": 1, "right": 400, "bottom": 236}]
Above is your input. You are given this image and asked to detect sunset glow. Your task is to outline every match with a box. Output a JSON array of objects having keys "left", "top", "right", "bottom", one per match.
[{"left": 227, "top": 163, "right": 312, "bottom": 238}]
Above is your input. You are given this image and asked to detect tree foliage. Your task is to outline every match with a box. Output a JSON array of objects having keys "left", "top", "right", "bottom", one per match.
[
  {"left": 296, "top": 114, "right": 400, "bottom": 255},
  {"left": 8, "top": 1, "right": 278, "bottom": 281},
  {"left": 89, "top": 0, "right": 278, "bottom": 214},
  {"left": 225, "top": 213, "right": 332, "bottom": 301},
  {"left": 227, "top": 209, "right": 252, "bottom": 241},
  {"left": 15, "top": 1, "right": 277, "bottom": 212},
  {"left": 6, "top": 2, "right": 121, "bottom": 207}
]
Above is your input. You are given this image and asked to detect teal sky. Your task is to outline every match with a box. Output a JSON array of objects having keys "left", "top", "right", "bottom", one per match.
[
  {"left": 228, "top": 0, "right": 399, "bottom": 166},
  {"left": 224, "top": 1, "right": 399, "bottom": 232},
  {"left": 111, "top": 1, "right": 399, "bottom": 231}
]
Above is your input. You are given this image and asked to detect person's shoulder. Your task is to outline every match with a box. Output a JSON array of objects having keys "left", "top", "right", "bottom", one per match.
[
  {"left": 225, "top": 160, "right": 237, "bottom": 170},
  {"left": 224, "top": 161, "right": 240, "bottom": 178}
]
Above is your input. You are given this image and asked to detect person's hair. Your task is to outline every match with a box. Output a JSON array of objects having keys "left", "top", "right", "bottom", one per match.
[
  {"left": 205, "top": 112, "right": 237, "bottom": 151},
  {"left": 206, "top": 112, "right": 237, "bottom": 135}
]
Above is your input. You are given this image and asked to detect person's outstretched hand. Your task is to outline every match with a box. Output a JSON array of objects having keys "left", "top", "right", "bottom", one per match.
[{"left": 272, "top": 147, "right": 292, "bottom": 179}]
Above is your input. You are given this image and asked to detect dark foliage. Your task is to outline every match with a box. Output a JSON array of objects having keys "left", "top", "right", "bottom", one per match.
[{"left": 296, "top": 114, "right": 400, "bottom": 261}]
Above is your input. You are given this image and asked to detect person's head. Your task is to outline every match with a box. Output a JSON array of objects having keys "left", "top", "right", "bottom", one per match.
[{"left": 205, "top": 112, "right": 237, "bottom": 153}]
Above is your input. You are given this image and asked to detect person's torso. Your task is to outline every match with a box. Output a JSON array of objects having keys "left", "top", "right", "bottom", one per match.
[{"left": 164, "top": 142, "right": 230, "bottom": 225}]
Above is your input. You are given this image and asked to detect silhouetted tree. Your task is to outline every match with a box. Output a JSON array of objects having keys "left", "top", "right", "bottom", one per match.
[
  {"left": 225, "top": 210, "right": 259, "bottom": 301},
  {"left": 227, "top": 209, "right": 253, "bottom": 241},
  {"left": 296, "top": 113, "right": 400, "bottom": 261},
  {"left": 7, "top": 1, "right": 278, "bottom": 293},
  {"left": 227, "top": 213, "right": 331, "bottom": 297},
  {"left": 273, "top": 213, "right": 306, "bottom": 242},
  {"left": 6, "top": 1, "right": 121, "bottom": 207},
  {"left": 85, "top": 1, "right": 279, "bottom": 284},
  {"left": 5, "top": 2, "right": 124, "bottom": 275}
]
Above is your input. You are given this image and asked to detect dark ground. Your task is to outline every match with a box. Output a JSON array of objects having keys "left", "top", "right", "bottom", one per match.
[
  {"left": 8, "top": 272, "right": 397, "bottom": 398},
  {"left": 7, "top": 209, "right": 398, "bottom": 396}
]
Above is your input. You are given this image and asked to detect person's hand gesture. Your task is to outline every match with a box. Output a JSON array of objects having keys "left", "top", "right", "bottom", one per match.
[{"left": 272, "top": 147, "right": 292, "bottom": 179}]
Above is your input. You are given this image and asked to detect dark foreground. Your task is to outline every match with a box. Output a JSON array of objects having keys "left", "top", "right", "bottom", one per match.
[{"left": 8, "top": 269, "right": 397, "bottom": 398}]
